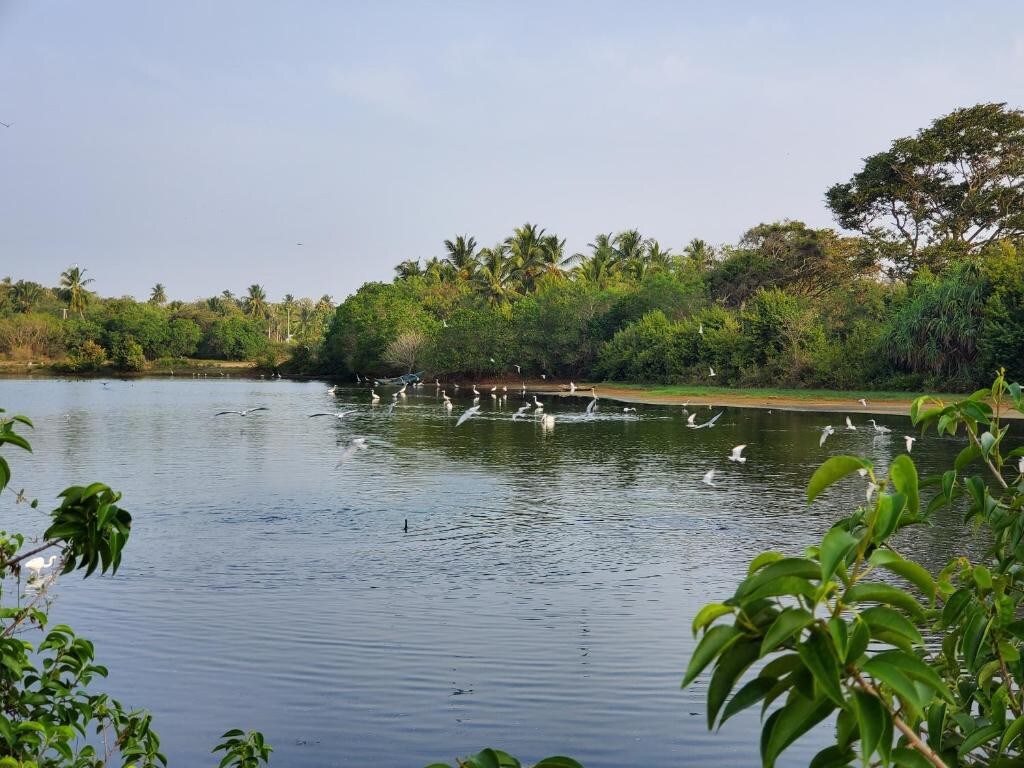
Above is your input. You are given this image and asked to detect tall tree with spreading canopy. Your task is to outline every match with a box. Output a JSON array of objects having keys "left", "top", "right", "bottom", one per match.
[{"left": 826, "top": 103, "right": 1024, "bottom": 278}]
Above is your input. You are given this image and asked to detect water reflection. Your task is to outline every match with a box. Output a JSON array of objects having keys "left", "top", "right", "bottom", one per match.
[{"left": 0, "top": 378, "right": 981, "bottom": 767}]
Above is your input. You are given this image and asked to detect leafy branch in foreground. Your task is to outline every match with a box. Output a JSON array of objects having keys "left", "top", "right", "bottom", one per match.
[
  {"left": 425, "top": 748, "right": 582, "bottom": 768},
  {"left": 0, "top": 407, "right": 270, "bottom": 767},
  {"left": 684, "top": 370, "right": 1024, "bottom": 767}
]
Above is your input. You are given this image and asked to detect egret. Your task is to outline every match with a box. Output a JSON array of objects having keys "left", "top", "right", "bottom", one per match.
[
  {"left": 490, "top": 385, "right": 497, "bottom": 393},
  {"left": 686, "top": 413, "right": 698, "bottom": 428},
  {"left": 904, "top": 435, "right": 916, "bottom": 453},
  {"left": 708, "top": 366, "right": 716, "bottom": 378},
  {"left": 215, "top": 407, "right": 268, "bottom": 417},
  {"left": 858, "top": 398, "right": 868, "bottom": 407},
  {"left": 444, "top": 400, "right": 453, "bottom": 412},
  {"left": 327, "top": 385, "right": 338, "bottom": 394},
  {"left": 820, "top": 425, "right": 835, "bottom": 447},
  {"left": 541, "top": 374, "right": 547, "bottom": 380},
  {"left": 541, "top": 414, "right": 555, "bottom": 429},
  {"left": 441, "top": 391, "right": 451, "bottom": 402},
  {"left": 356, "top": 374, "right": 362, "bottom": 383},
  {"left": 868, "top": 419, "right": 891, "bottom": 435},
  {"left": 335, "top": 437, "right": 369, "bottom": 466},
  {"left": 472, "top": 385, "right": 480, "bottom": 396},
  {"left": 845, "top": 416, "right": 856, "bottom": 431},
  {"left": 370, "top": 389, "right": 380, "bottom": 402},
  {"left": 698, "top": 323, "right": 704, "bottom": 336},
  {"left": 397, "top": 383, "right": 408, "bottom": 396},
  {"left": 585, "top": 397, "right": 598, "bottom": 416},
  {"left": 24, "top": 555, "right": 57, "bottom": 579},
  {"left": 435, "top": 378, "right": 441, "bottom": 387},
  {"left": 456, "top": 405, "right": 481, "bottom": 427},
  {"left": 512, "top": 404, "right": 530, "bottom": 421},
  {"left": 532, "top": 395, "right": 542, "bottom": 407},
  {"left": 309, "top": 411, "right": 355, "bottom": 420},
  {"left": 502, "top": 386, "right": 507, "bottom": 393},
  {"left": 490, "top": 357, "right": 496, "bottom": 364},
  {"left": 514, "top": 364, "right": 521, "bottom": 374},
  {"left": 728, "top": 445, "right": 747, "bottom": 463},
  {"left": 569, "top": 381, "right": 577, "bottom": 393},
  {"left": 701, "top": 469, "right": 716, "bottom": 486},
  {"left": 623, "top": 407, "right": 637, "bottom": 413}
]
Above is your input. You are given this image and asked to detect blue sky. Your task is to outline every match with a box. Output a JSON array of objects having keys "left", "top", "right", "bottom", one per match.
[{"left": 2, "top": 1, "right": 1022, "bottom": 301}]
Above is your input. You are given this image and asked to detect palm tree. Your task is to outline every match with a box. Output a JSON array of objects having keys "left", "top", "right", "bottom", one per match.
[
  {"left": 646, "top": 241, "right": 674, "bottom": 272},
  {"left": 505, "top": 223, "right": 548, "bottom": 292},
  {"left": 59, "top": 265, "right": 94, "bottom": 318},
  {"left": 422, "top": 257, "right": 445, "bottom": 283},
  {"left": 394, "top": 260, "right": 423, "bottom": 280},
  {"left": 298, "top": 301, "right": 314, "bottom": 337},
  {"left": 315, "top": 295, "right": 334, "bottom": 314},
  {"left": 245, "top": 284, "right": 269, "bottom": 323},
  {"left": 149, "top": 283, "right": 167, "bottom": 305},
  {"left": 442, "top": 235, "right": 479, "bottom": 281},
  {"left": 573, "top": 247, "right": 619, "bottom": 289},
  {"left": 683, "top": 238, "right": 716, "bottom": 271},
  {"left": 282, "top": 294, "right": 295, "bottom": 340},
  {"left": 474, "top": 243, "right": 519, "bottom": 307},
  {"left": 11, "top": 280, "right": 44, "bottom": 313},
  {"left": 221, "top": 289, "right": 236, "bottom": 305},
  {"left": 539, "top": 234, "right": 572, "bottom": 278}
]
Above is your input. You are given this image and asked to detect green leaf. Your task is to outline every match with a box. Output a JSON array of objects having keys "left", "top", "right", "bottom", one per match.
[
  {"left": 797, "top": 628, "right": 844, "bottom": 707},
  {"left": 533, "top": 759, "right": 584, "bottom": 768},
  {"left": 761, "top": 608, "right": 814, "bottom": 657},
  {"left": 1001, "top": 714, "right": 1024, "bottom": 751},
  {"left": 861, "top": 606, "right": 924, "bottom": 649},
  {"left": 888, "top": 454, "right": 919, "bottom": 518},
  {"left": 465, "top": 750, "right": 501, "bottom": 768},
  {"left": 853, "top": 689, "right": 889, "bottom": 762},
  {"left": 844, "top": 583, "right": 925, "bottom": 619},
  {"left": 958, "top": 723, "right": 1002, "bottom": 758},
  {"left": 692, "top": 603, "right": 734, "bottom": 636},
  {"left": 808, "top": 744, "right": 856, "bottom": 768},
  {"left": 892, "top": 747, "right": 935, "bottom": 768},
  {"left": 941, "top": 588, "right": 973, "bottom": 627},
  {"left": 867, "top": 550, "right": 936, "bottom": 602},
  {"left": 807, "top": 456, "right": 870, "bottom": 503},
  {"left": 748, "top": 551, "right": 785, "bottom": 575},
  {"left": 720, "top": 676, "right": 776, "bottom": 727},
  {"left": 761, "top": 692, "right": 835, "bottom": 768},
  {"left": 682, "top": 624, "right": 741, "bottom": 687},
  {"left": 860, "top": 659, "right": 926, "bottom": 720},
  {"left": 707, "top": 640, "right": 760, "bottom": 729},
  {"left": 864, "top": 650, "right": 953, "bottom": 704},
  {"left": 819, "top": 527, "right": 858, "bottom": 585}
]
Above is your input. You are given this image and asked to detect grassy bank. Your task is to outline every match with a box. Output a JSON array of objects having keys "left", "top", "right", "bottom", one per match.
[{"left": 0, "top": 358, "right": 263, "bottom": 377}]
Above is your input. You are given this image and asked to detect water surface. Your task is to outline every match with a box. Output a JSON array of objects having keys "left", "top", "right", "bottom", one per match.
[{"left": 0, "top": 378, "right": 974, "bottom": 767}]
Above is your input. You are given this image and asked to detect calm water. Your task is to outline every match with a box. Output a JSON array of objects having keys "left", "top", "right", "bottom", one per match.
[{"left": 0, "top": 378, "right": 974, "bottom": 767}]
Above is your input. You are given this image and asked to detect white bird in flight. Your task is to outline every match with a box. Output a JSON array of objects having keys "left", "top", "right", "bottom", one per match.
[
  {"left": 701, "top": 469, "right": 716, "bottom": 486},
  {"left": 512, "top": 404, "right": 531, "bottom": 421},
  {"left": 695, "top": 412, "right": 724, "bottom": 429},
  {"left": 215, "top": 407, "right": 268, "bottom": 417},
  {"left": 456, "top": 405, "right": 482, "bottom": 427},
  {"left": 868, "top": 419, "right": 891, "bottom": 434},
  {"left": 845, "top": 416, "right": 856, "bottom": 431},
  {"left": 24, "top": 555, "right": 57, "bottom": 579},
  {"left": 904, "top": 435, "right": 916, "bottom": 453},
  {"left": 708, "top": 366, "right": 716, "bottom": 378},
  {"left": 623, "top": 407, "right": 637, "bottom": 413},
  {"left": 335, "top": 437, "right": 369, "bottom": 465},
  {"left": 819, "top": 425, "right": 835, "bottom": 447},
  {"left": 686, "top": 413, "right": 698, "bottom": 428},
  {"left": 309, "top": 411, "right": 355, "bottom": 420},
  {"left": 728, "top": 445, "right": 747, "bottom": 463}
]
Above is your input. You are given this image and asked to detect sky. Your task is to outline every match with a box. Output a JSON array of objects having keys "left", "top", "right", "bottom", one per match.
[{"left": 1, "top": 1, "right": 1023, "bottom": 302}]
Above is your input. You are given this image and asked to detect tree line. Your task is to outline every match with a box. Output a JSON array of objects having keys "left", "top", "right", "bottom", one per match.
[
  {"left": 0, "top": 271, "right": 335, "bottom": 372},
  {"left": 308, "top": 103, "right": 1024, "bottom": 392}
]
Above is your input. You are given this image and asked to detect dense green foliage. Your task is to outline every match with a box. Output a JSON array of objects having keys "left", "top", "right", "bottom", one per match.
[
  {"left": 0, "top": 273, "right": 335, "bottom": 372},
  {"left": 0, "top": 408, "right": 270, "bottom": 766},
  {"left": 312, "top": 105, "right": 1024, "bottom": 392},
  {"left": 685, "top": 372, "right": 1024, "bottom": 767}
]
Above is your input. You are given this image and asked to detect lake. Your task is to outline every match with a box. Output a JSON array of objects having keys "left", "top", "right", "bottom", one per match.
[{"left": 0, "top": 377, "right": 975, "bottom": 767}]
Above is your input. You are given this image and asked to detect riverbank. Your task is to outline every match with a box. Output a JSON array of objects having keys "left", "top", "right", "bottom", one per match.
[
  {"left": 531, "top": 381, "right": 966, "bottom": 416},
  {"left": 0, "top": 358, "right": 262, "bottom": 377}
]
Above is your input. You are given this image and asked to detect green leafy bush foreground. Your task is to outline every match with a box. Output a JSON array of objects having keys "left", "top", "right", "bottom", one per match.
[{"left": 684, "top": 371, "right": 1024, "bottom": 767}]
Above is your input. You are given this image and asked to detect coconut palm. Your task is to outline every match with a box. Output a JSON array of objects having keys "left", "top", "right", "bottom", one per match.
[
  {"left": 505, "top": 223, "right": 548, "bottom": 292},
  {"left": 244, "top": 284, "right": 269, "bottom": 322},
  {"left": 394, "top": 260, "right": 423, "bottom": 280},
  {"left": 474, "top": 243, "right": 519, "bottom": 307},
  {"left": 59, "top": 265, "right": 94, "bottom": 318},
  {"left": 149, "top": 283, "right": 167, "bottom": 305},
  {"left": 646, "top": 241, "right": 675, "bottom": 272},
  {"left": 442, "top": 235, "right": 479, "bottom": 281},
  {"left": 315, "top": 295, "right": 334, "bottom": 313},
  {"left": 683, "top": 238, "right": 716, "bottom": 271},
  {"left": 10, "top": 280, "right": 45, "bottom": 313},
  {"left": 573, "top": 247, "right": 619, "bottom": 289},
  {"left": 282, "top": 294, "right": 295, "bottom": 340},
  {"left": 538, "top": 234, "right": 572, "bottom": 279}
]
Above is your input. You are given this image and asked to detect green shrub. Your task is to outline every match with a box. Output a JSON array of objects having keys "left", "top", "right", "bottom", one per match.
[{"left": 109, "top": 334, "right": 146, "bottom": 372}]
